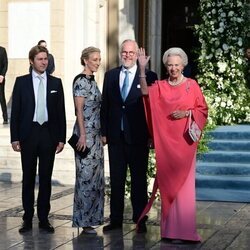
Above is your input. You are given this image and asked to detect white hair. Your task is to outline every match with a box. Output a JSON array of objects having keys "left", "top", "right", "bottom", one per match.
[
  {"left": 120, "top": 39, "right": 139, "bottom": 53},
  {"left": 162, "top": 47, "right": 188, "bottom": 66}
]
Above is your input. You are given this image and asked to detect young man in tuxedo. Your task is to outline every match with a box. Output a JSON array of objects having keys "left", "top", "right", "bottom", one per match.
[
  {"left": 10, "top": 45, "right": 66, "bottom": 233},
  {"left": 101, "top": 39, "right": 158, "bottom": 233}
]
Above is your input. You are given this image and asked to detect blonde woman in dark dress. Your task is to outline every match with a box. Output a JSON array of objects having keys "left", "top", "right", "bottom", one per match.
[{"left": 71, "top": 47, "right": 104, "bottom": 234}]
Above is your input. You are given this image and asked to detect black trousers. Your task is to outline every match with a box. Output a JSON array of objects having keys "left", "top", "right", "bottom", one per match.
[
  {"left": 108, "top": 133, "right": 149, "bottom": 225},
  {"left": 0, "top": 80, "right": 8, "bottom": 121},
  {"left": 20, "top": 122, "right": 56, "bottom": 223}
]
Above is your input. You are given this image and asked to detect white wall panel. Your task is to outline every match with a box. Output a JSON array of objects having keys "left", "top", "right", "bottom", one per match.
[{"left": 8, "top": 1, "right": 50, "bottom": 58}]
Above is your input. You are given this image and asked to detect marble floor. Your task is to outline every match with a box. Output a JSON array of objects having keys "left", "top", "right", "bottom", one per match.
[{"left": 0, "top": 182, "right": 249, "bottom": 250}]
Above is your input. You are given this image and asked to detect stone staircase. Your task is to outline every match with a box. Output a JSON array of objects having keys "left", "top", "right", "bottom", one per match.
[
  {"left": 0, "top": 119, "right": 110, "bottom": 185},
  {"left": 196, "top": 125, "right": 250, "bottom": 202}
]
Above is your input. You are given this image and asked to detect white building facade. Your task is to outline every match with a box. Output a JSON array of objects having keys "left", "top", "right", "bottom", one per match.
[{"left": 1, "top": 0, "right": 198, "bottom": 184}]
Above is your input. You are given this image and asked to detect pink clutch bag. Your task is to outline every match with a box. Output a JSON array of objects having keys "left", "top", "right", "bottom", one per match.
[{"left": 188, "top": 112, "right": 201, "bottom": 142}]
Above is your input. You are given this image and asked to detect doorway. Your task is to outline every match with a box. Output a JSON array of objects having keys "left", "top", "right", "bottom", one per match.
[{"left": 161, "top": 0, "right": 200, "bottom": 79}]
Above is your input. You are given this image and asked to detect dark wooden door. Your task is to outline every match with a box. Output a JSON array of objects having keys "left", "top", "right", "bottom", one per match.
[{"left": 161, "top": 0, "right": 200, "bottom": 78}]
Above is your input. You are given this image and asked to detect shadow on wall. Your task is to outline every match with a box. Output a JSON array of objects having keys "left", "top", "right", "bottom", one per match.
[
  {"left": 7, "top": 95, "right": 12, "bottom": 121},
  {"left": 35, "top": 175, "right": 65, "bottom": 187},
  {"left": 0, "top": 173, "right": 64, "bottom": 186},
  {"left": 0, "top": 173, "right": 12, "bottom": 182}
]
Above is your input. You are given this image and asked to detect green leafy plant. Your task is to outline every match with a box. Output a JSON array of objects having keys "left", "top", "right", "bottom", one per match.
[{"left": 194, "top": 0, "right": 250, "bottom": 125}]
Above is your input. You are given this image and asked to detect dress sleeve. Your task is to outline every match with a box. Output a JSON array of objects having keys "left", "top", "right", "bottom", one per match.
[
  {"left": 191, "top": 81, "right": 208, "bottom": 131},
  {"left": 143, "top": 80, "right": 162, "bottom": 139},
  {"left": 73, "top": 77, "right": 89, "bottom": 98}
]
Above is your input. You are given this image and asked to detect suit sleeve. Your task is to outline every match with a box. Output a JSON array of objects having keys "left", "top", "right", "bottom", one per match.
[
  {"left": 57, "top": 79, "right": 66, "bottom": 143},
  {"left": 0, "top": 47, "right": 8, "bottom": 76},
  {"left": 10, "top": 78, "right": 21, "bottom": 142},
  {"left": 100, "top": 72, "right": 109, "bottom": 137},
  {"left": 146, "top": 71, "right": 158, "bottom": 86}
]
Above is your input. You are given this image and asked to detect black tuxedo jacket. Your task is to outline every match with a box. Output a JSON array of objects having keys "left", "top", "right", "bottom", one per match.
[
  {"left": 10, "top": 73, "right": 66, "bottom": 144},
  {"left": 101, "top": 66, "right": 158, "bottom": 145},
  {"left": 0, "top": 46, "right": 8, "bottom": 76}
]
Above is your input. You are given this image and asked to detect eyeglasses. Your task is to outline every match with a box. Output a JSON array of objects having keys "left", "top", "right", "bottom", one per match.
[{"left": 121, "top": 51, "right": 136, "bottom": 56}]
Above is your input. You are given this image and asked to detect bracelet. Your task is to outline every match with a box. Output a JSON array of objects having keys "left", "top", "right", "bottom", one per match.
[{"left": 139, "top": 75, "right": 146, "bottom": 78}]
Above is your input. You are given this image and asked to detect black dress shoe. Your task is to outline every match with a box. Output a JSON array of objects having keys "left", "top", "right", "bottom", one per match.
[
  {"left": 19, "top": 222, "right": 32, "bottom": 233},
  {"left": 3, "top": 120, "right": 8, "bottom": 125},
  {"left": 137, "top": 221, "right": 147, "bottom": 233},
  {"left": 103, "top": 223, "right": 122, "bottom": 232},
  {"left": 39, "top": 221, "right": 54, "bottom": 233}
]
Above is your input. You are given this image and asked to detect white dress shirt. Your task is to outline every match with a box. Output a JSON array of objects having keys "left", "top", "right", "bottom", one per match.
[
  {"left": 32, "top": 71, "right": 48, "bottom": 122},
  {"left": 119, "top": 64, "right": 137, "bottom": 95}
]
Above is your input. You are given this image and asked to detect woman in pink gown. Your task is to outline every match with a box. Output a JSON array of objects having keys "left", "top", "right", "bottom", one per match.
[{"left": 137, "top": 47, "right": 208, "bottom": 242}]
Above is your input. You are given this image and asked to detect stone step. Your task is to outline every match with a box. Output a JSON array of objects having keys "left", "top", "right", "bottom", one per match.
[
  {"left": 196, "top": 125, "right": 250, "bottom": 202},
  {"left": 0, "top": 156, "right": 75, "bottom": 183},
  {"left": 0, "top": 144, "right": 78, "bottom": 159},
  {"left": 196, "top": 187, "right": 250, "bottom": 202},
  {"left": 196, "top": 174, "right": 250, "bottom": 190},
  {"left": 201, "top": 151, "right": 250, "bottom": 163},
  {"left": 0, "top": 120, "right": 110, "bottom": 185},
  {"left": 197, "top": 162, "right": 250, "bottom": 176},
  {"left": 209, "top": 125, "right": 250, "bottom": 139},
  {"left": 208, "top": 139, "right": 250, "bottom": 151}
]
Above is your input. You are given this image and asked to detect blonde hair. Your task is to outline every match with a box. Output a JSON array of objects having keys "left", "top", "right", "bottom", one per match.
[
  {"left": 162, "top": 47, "right": 188, "bottom": 66},
  {"left": 80, "top": 46, "right": 101, "bottom": 66}
]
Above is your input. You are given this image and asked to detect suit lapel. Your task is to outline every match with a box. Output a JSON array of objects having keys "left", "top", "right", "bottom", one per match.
[
  {"left": 46, "top": 74, "right": 53, "bottom": 110},
  {"left": 113, "top": 67, "right": 123, "bottom": 102},
  {"left": 26, "top": 74, "right": 36, "bottom": 110}
]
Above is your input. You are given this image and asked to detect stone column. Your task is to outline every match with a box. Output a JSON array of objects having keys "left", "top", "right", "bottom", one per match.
[
  {"left": 64, "top": 0, "right": 107, "bottom": 121},
  {"left": 148, "top": 0, "right": 162, "bottom": 76}
]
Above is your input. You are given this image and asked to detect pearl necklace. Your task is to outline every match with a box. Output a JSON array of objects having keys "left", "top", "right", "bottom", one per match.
[{"left": 168, "top": 74, "right": 184, "bottom": 86}]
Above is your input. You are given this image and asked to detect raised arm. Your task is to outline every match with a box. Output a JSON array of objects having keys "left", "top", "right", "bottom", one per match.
[{"left": 137, "top": 48, "right": 150, "bottom": 95}]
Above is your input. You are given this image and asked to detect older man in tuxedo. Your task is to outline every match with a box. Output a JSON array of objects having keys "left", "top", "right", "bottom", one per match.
[
  {"left": 101, "top": 39, "right": 158, "bottom": 233},
  {"left": 10, "top": 45, "right": 66, "bottom": 233}
]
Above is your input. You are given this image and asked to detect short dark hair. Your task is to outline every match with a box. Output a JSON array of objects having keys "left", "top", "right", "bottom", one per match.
[
  {"left": 29, "top": 45, "right": 48, "bottom": 62},
  {"left": 37, "top": 40, "right": 46, "bottom": 45}
]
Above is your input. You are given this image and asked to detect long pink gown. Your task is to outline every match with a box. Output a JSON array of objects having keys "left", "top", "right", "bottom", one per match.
[{"left": 138, "top": 78, "right": 208, "bottom": 241}]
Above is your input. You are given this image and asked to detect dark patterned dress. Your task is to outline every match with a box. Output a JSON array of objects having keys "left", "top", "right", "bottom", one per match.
[{"left": 72, "top": 74, "right": 104, "bottom": 227}]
